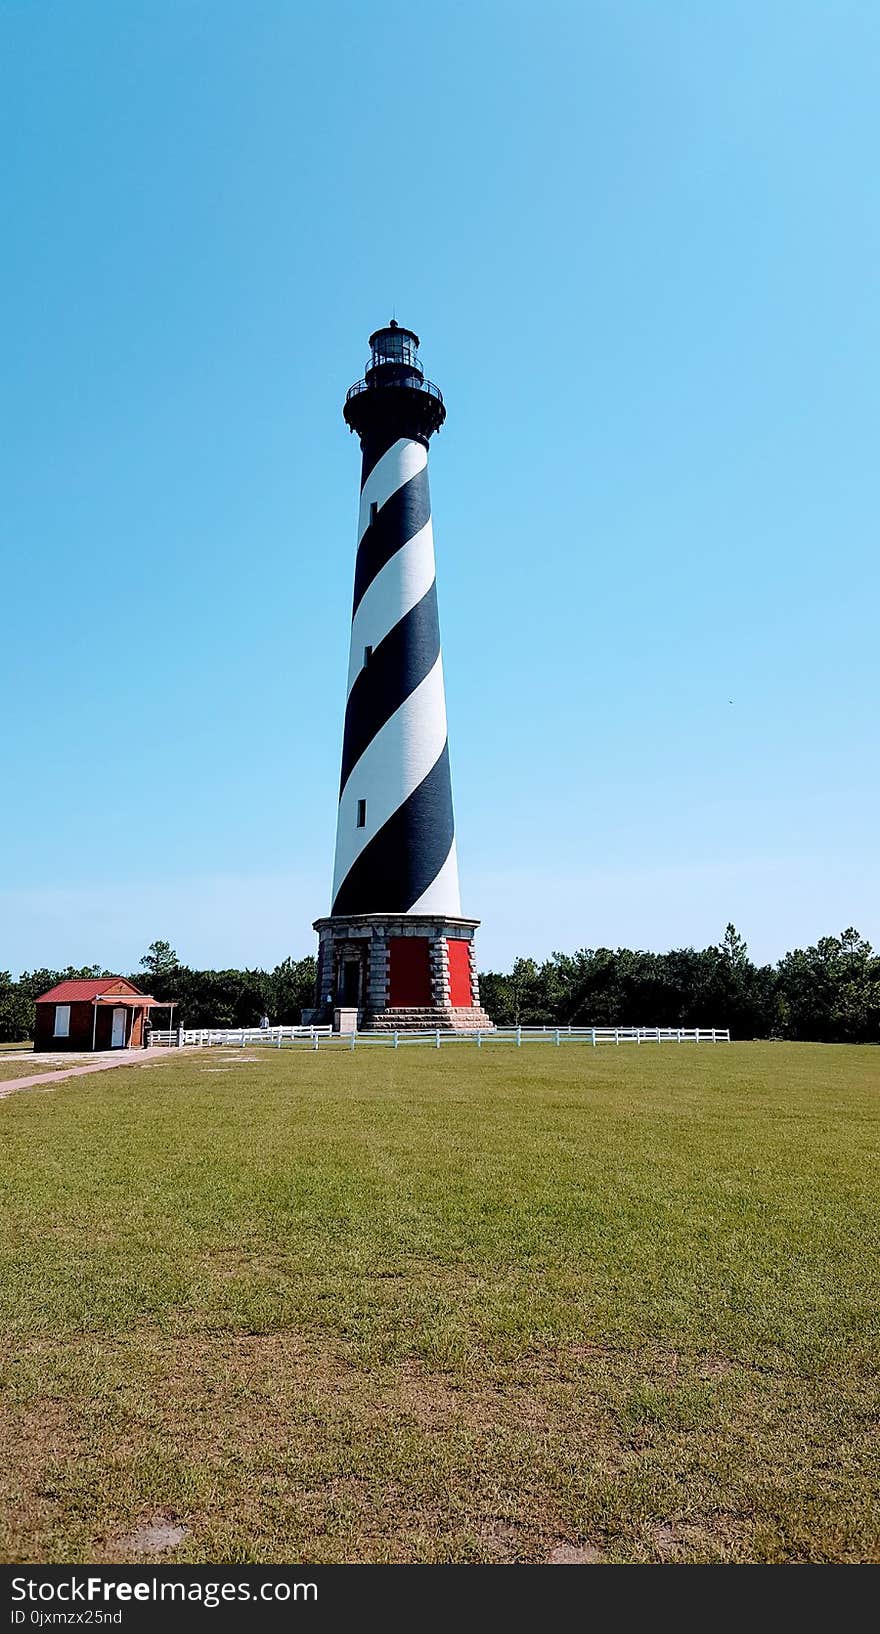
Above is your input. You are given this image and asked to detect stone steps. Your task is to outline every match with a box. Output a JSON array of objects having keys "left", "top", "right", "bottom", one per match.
[{"left": 364, "top": 1006, "right": 495, "bottom": 1033}]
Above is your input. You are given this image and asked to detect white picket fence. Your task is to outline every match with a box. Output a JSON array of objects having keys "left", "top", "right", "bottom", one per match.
[
  {"left": 151, "top": 1024, "right": 730, "bottom": 1051},
  {"left": 151, "top": 1025, "right": 329, "bottom": 1048}
]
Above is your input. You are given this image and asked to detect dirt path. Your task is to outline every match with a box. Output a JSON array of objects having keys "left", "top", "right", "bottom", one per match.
[{"left": 0, "top": 1051, "right": 183, "bottom": 1101}]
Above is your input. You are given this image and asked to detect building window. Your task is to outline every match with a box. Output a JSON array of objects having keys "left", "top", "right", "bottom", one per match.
[
  {"left": 369, "top": 501, "right": 378, "bottom": 525},
  {"left": 53, "top": 1004, "right": 70, "bottom": 1038},
  {"left": 357, "top": 799, "right": 367, "bottom": 828},
  {"left": 363, "top": 645, "right": 372, "bottom": 668}
]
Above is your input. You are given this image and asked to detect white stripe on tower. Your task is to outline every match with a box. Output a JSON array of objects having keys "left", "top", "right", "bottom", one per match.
[
  {"left": 330, "top": 430, "right": 461, "bottom": 918},
  {"left": 357, "top": 438, "right": 427, "bottom": 540},
  {"left": 409, "top": 836, "right": 461, "bottom": 914},
  {"left": 346, "top": 518, "right": 435, "bottom": 695},
  {"left": 332, "top": 654, "right": 450, "bottom": 899}
]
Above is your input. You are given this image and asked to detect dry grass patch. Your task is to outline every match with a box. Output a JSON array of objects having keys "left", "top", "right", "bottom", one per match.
[
  {"left": 2, "top": 1326, "right": 878, "bottom": 1564},
  {"left": 0, "top": 1060, "right": 84, "bottom": 1084}
]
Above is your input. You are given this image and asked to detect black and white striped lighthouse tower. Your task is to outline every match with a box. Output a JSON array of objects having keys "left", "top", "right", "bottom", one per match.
[{"left": 313, "top": 322, "right": 492, "bottom": 1031}]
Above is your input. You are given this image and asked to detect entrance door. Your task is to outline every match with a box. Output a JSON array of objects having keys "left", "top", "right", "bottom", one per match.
[
  {"left": 341, "top": 959, "right": 362, "bottom": 1007},
  {"left": 111, "top": 1007, "right": 127, "bottom": 1048}
]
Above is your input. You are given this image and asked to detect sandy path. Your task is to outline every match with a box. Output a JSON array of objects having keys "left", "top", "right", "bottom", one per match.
[{"left": 0, "top": 1050, "right": 184, "bottom": 1101}]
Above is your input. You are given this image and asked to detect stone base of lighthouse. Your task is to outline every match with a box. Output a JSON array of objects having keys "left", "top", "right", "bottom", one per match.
[{"left": 311, "top": 914, "right": 494, "bottom": 1032}]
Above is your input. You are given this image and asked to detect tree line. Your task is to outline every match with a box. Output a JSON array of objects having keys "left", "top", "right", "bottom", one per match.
[
  {"left": 479, "top": 925, "right": 880, "bottom": 1042},
  {"left": 0, "top": 942, "right": 317, "bottom": 1042},
  {"left": 1, "top": 927, "right": 878, "bottom": 1044}
]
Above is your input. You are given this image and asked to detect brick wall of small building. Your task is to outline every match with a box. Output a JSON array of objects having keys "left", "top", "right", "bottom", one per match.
[{"left": 34, "top": 1001, "right": 146, "bottom": 1051}]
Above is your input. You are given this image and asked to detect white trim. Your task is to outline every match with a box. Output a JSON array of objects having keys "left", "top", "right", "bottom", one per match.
[{"left": 53, "top": 1004, "right": 70, "bottom": 1039}]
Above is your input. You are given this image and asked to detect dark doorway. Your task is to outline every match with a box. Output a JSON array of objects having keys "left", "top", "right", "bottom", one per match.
[{"left": 341, "top": 958, "right": 362, "bottom": 1007}]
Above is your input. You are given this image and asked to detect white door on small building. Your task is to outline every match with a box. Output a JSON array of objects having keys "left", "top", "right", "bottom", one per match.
[{"left": 111, "top": 1007, "right": 127, "bottom": 1048}]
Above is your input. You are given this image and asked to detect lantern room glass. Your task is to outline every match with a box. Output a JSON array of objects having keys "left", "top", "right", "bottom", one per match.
[{"left": 369, "top": 327, "right": 421, "bottom": 374}]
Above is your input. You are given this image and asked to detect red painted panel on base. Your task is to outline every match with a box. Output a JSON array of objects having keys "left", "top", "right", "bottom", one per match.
[
  {"left": 447, "top": 939, "right": 472, "bottom": 1006},
  {"left": 388, "top": 937, "right": 432, "bottom": 1006}
]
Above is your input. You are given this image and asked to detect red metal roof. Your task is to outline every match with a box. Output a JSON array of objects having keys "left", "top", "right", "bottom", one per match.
[
  {"left": 94, "top": 994, "right": 171, "bottom": 1008},
  {"left": 35, "top": 977, "right": 145, "bottom": 1004}
]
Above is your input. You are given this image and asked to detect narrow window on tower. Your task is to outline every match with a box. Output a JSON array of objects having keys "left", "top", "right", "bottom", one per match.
[
  {"left": 356, "top": 799, "right": 367, "bottom": 829},
  {"left": 363, "top": 645, "right": 372, "bottom": 668},
  {"left": 369, "top": 501, "right": 378, "bottom": 525}
]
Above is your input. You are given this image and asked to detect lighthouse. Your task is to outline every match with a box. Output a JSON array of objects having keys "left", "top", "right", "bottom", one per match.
[{"left": 313, "top": 321, "right": 492, "bottom": 1031}]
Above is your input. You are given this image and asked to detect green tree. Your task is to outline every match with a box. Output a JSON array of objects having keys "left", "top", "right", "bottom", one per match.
[
  {"left": 774, "top": 930, "right": 879, "bottom": 1043},
  {"left": 140, "top": 940, "right": 179, "bottom": 982},
  {"left": 509, "top": 957, "right": 541, "bottom": 1024},
  {"left": 477, "top": 970, "right": 512, "bottom": 1023},
  {"left": 4, "top": 927, "right": 876, "bottom": 1045},
  {"left": 267, "top": 956, "right": 318, "bottom": 1024},
  {"left": 0, "top": 972, "right": 32, "bottom": 1043}
]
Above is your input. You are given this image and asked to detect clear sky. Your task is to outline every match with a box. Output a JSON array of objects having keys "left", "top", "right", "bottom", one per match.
[{"left": 2, "top": 1, "right": 878, "bottom": 975}]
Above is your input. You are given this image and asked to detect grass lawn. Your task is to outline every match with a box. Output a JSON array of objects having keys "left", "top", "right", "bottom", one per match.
[
  {"left": 0, "top": 1059, "right": 85, "bottom": 1083},
  {"left": 0, "top": 1041, "right": 877, "bottom": 1565}
]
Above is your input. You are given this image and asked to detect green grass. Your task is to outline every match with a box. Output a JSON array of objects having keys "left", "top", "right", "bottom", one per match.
[
  {"left": 0, "top": 1058, "right": 82, "bottom": 1082},
  {"left": 1, "top": 1041, "right": 878, "bottom": 1564}
]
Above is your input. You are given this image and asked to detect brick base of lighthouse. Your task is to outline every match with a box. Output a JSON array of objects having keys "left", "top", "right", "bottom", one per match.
[{"left": 312, "top": 915, "right": 494, "bottom": 1032}]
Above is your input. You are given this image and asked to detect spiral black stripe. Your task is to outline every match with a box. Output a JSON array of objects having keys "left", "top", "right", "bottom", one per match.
[
  {"left": 352, "top": 467, "right": 431, "bottom": 616},
  {"left": 360, "top": 427, "right": 409, "bottom": 486},
  {"left": 331, "top": 745, "right": 455, "bottom": 916},
  {"left": 339, "top": 583, "right": 441, "bottom": 795}
]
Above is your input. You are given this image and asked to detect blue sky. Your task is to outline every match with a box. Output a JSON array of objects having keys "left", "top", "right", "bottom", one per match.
[{"left": 2, "top": 1, "right": 878, "bottom": 975}]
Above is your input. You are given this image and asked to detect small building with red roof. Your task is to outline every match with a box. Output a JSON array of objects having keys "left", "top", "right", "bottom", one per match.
[{"left": 33, "top": 977, "right": 175, "bottom": 1053}]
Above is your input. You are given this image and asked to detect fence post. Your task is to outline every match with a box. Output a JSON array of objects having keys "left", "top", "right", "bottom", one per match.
[
  {"left": 677, "top": 1029, "right": 682, "bottom": 1044},
  {"left": 394, "top": 1030, "right": 399, "bottom": 1049},
  {"left": 615, "top": 1028, "right": 620, "bottom": 1046},
  {"left": 350, "top": 1030, "right": 356, "bottom": 1051},
  {"left": 277, "top": 1028, "right": 282, "bottom": 1049},
  {"left": 555, "top": 1028, "right": 560, "bottom": 1046},
  {"left": 476, "top": 1031, "right": 482, "bottom": 1048},
  {"left": 592, "top": 1027, "right": 596, "bottom": 1048},
  {"left": 313, "top": 1032, "right": 319, "bottom": 1051},
  {"left": 516, "top": 1026, "right": 522, "bottom": 1047}
]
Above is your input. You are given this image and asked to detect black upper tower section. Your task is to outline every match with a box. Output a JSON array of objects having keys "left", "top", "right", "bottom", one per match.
[{"left": 343, "top": 320, "right": 446, "bottom": 453}]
